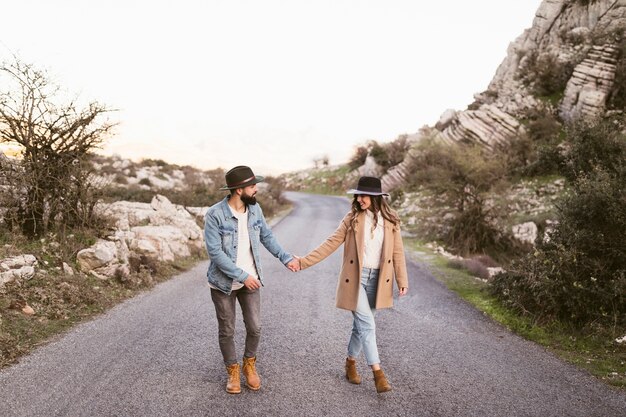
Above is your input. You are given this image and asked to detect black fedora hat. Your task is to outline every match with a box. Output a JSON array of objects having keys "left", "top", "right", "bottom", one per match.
[
  {"left": 347, "top": 176, "right": 389, "bottom": 196},
  {"left": 220, "top": 165, "right": 265, "bottom": 191}
]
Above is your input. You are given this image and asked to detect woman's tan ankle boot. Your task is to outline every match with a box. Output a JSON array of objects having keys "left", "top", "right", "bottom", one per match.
[
  {"left": 373, "top": 369, "right": 391, "bottom": 393},
  {"left": 345, "top": 358, "right": 361, "bottom": 384}
]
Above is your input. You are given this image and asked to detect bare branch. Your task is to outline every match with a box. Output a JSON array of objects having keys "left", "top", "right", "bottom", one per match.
[{"left": 0, "top": 57, "right": 117, "bottom": 236}]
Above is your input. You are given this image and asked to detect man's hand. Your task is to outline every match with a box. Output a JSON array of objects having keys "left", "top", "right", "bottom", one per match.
[
  {"left": 399, "top": 287, "right": 408, "bottom": 296},
  {"left": 243, "top": 275, "right": 261, "bottom": 290},
  {"left": 287, "top": 257, "right": 301, "bottom": 272}
]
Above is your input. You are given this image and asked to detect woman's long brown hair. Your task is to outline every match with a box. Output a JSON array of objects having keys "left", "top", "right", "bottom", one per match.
[{"left": 348, "top": 195, "right": 399, "bottom": 231}]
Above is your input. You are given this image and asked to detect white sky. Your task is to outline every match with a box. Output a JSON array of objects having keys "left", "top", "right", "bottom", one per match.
[{"left": 1, "top": 0, "right": 542, "bottom": 175}]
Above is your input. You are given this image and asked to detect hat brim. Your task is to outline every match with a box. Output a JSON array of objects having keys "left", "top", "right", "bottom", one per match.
[
  {"left": 219, "top": 175, "right": 265, "bottom": 191},
  {"left": 347, "top": 189, "right": 389, "bottom": 196}
]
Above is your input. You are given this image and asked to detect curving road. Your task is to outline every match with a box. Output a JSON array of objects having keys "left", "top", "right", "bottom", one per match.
[{"left": 0, "top": 192, "right": 624, "bottom": 416}]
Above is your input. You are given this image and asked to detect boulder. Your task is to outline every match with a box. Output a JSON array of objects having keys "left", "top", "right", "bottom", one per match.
[
  {"left": 76, "top": 240, "right": 118, "bottom": 271},
  {"left": 77, "top": 195, "right": 204, "bottom": 279},
  {"left": 0, "top": 254, "right": 37, "bottom": 286},
  {"left": 512, "top": 222, "right": 538, "bottom": 245}
]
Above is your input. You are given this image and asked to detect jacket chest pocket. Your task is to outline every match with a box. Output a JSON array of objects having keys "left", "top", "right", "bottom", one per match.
[
  {"left": 251, "top": 221, "right": 262, "bottom": 239},
  {"left": 219, "top": 226, "right": 236, "bottom": 251}
]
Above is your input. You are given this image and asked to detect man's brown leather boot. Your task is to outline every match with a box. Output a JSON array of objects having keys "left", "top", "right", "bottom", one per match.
[
  {"left": 373, "top": 369, "right": 392, "bottom": 393},
  {"left": 345, "top": 358, "right": 361, "bottom": 384},
  {"left": 225, "top": 363, "right": 241, "bottom": 394},
  {"left": 242, "top": 356, "right": 261, "bottom": 390}
]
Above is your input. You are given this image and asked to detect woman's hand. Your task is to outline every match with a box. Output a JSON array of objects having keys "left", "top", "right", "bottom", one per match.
[
  {"left": 399, "top": 287, "right": 408, "bottom": 296},
  {"left": 287, "top": 257, "right": 300, "bottom": 272}
]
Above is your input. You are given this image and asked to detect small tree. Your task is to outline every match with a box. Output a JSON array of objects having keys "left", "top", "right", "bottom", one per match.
[
  {"left": 407, "top": 139, "right": 511, "bottom": 255},
  {"left": 0, "top": 59, "right": 116, "bottom": 236},
  {"left": 348, "top": 145, "right": 368, "bottom": 170}
]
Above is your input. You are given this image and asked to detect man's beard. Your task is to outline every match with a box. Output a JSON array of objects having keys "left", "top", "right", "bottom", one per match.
[{"left": 241, "top": 193, "right": 257, "bottom": 205}]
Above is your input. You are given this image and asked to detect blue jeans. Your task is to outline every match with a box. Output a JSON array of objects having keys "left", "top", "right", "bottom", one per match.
[{"left": 347, "top": 267, "right": 380, "bottom": 366}]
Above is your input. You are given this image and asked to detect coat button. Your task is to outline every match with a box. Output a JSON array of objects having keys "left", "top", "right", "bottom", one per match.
[
  {"left": 388, "top": 259, "right": 391, "bottom": 263},
  {"left": 386, "top": 279, "right": 390, "bottom": 282},
  {"left": 350, "top": 260, "right": 354, "bottom": 264},
  {"left": 345, "top": 279, "right": 349, "bottom": 283}
]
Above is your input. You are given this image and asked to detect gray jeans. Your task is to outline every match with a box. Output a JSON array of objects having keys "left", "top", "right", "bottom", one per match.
[{"left": 210, "top": 287, "right": 261, "bottom": 366}]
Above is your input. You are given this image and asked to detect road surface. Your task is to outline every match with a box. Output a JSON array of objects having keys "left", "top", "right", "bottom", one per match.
[{"left": 0, "top": 192, "right": 624, "bottom": 416}]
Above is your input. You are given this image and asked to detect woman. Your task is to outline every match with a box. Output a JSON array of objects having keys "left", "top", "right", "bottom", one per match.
[{"left": 298, "top": 176, "right": 409, "bottom": 393}]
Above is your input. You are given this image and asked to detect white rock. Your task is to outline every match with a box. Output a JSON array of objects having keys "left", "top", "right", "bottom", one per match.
[
  {"left": 1, "top": 254, "right": 37, "bottom": 270},
  {"left": 357, "top": 156, "right": 383, "bottom": 177},
  {"left": 488, "top": 267, "right": 506, "bottom": 278},
  {"left": 435, "top": 109, "right": 457, "bottom": 130},
  {"left": 21, "top": 304, "right": 35, "bottom": 316},
  {"left": 130, "top": 225, "right": 192, "bottom": 262},
  {"left": 512, "top": 222, "right": 538, "bottom": 245},
  {"left": 76, "top": 240, "right": 118, "bottom": 271},
  {"left": 62, "top": 262, "right": 75, "bottom": 276},
  {"left": 0, "top": 255, "right": 38, "bottom": 286}
]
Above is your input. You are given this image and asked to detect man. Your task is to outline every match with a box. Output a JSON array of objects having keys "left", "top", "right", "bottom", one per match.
[{"left": 204, "top": 165, "right": 299, "bottom": 394}]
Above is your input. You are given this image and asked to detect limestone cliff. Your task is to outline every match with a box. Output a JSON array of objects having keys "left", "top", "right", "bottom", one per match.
[{"left": 382, "top": 0, "right": 626, "bottom": 191}]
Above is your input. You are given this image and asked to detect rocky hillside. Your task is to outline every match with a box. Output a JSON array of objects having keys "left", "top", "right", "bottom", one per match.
[
  {"left": 0, "top": 154, "right": 286, "bottom": 285},
  {"left": 382, "top": 0, "right": 626, "bottom": 191}
]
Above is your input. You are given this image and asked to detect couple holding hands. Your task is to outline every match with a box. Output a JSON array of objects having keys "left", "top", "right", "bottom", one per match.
[{"left": 204, "top": 166, "right": 409, "bottom": 395}]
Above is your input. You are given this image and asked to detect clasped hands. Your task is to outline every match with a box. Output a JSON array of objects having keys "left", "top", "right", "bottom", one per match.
[
  {"left": 243, "top": 256, "right": 301, "bottom": 290},
  {"left": 286, "top": 256, "right": 301, "bottom": 272}
]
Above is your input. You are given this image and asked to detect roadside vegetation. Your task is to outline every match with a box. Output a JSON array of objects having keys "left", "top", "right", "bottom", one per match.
[
  {"left": 405, "top": 239, "right": 625, "bottom": 389},
  {"left": 0, "top": 238, "right": 204, "bottom": 368}
]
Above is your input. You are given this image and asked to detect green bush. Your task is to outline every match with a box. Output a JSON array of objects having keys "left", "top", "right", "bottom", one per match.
[
  {"left": 490, "top": 118, "right": 626, "bottom": 328},
  {"left": 560, "top": 118, "right": 625, "bottom": 181},
  {"left": 369, "top": 135, "right": 410, "bottom": 172},
  {"left": 504, "top": 112, "right": 564, "bottom": 178},
  {"left": 518, "top": 51, "right": 576, "bottom": 98},
  {"left": 368, "top": 141, "right": 388, "bottom": 167}
]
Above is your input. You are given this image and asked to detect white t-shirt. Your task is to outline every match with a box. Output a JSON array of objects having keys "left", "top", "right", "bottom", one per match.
[{"left": 362, "top": 210, "right": 384, "bottom": 269}]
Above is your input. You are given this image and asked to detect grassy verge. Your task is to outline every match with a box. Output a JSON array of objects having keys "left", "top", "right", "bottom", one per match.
[
  {"left": 405, "top": 238, "right": 626, "bottom": 389},
  {"left": 0, "top": 254, "right": 205, "bottom": 369}
]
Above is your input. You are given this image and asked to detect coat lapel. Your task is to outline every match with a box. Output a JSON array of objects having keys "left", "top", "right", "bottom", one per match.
[
  {"left": 354, "top": 211, "right": 366, "bottom": 268},
  {"left": 381, "top": 220, "right": 393, "bottom": 263}
]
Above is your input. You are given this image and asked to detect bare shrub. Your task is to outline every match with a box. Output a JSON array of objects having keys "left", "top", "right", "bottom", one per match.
[{"left": 0, "top": 58, "right": 115, "bottom": 236}]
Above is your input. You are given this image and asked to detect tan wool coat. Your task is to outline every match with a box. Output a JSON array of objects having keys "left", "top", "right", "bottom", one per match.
[{"left": 300, "top": 210, "right": 409, "bottom": 311}]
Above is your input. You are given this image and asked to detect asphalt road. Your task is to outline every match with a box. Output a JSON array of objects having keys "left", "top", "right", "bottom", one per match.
[{"left": 0, "top": 192, "right": 624, "bottom": 417}]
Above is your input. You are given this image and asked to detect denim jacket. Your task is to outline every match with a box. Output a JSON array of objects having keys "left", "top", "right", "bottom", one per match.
[{"left": 204, "top": 196, "right": 293, "bottom": 294}]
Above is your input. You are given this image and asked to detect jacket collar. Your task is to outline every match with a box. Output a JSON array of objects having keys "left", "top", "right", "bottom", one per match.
[{"left": 220, "top": 195, "right": 257, "bottom": 220}]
